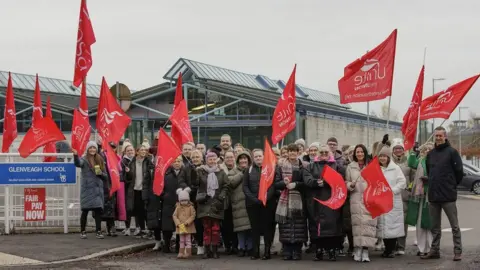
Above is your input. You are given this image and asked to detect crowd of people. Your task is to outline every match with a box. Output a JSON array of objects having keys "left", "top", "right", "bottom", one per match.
[{"left": 72, "top": 126, "right": 464, "bottom": 262}]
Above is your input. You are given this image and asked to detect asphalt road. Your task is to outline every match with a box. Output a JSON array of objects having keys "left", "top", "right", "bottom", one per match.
[{"left": 5, "top": 192, "right": 480, "bottom": 270}]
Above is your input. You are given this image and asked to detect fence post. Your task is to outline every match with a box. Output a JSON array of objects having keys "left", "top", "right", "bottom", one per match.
[
  {"left": 63, "top": 185, "right": 68, "bottom": 234},
  {"left": 5, "top": 186, "right": 10, "bottom": 234}
]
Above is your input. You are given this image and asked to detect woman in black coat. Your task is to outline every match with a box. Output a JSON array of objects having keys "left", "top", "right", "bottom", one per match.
[
  {"left": 305, "top": 145, "right": 344, "bottom": 261},
  {"left": 275, "top": 144, "right": 309, "bottom": 261}
]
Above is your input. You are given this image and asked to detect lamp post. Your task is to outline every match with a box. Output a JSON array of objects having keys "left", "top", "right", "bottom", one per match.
[
  {"left": 459, "top": 106, "right": 469, "bottom": 156},
  {"left": 432, "top": 78, "right": 446, "bottom": 132}
]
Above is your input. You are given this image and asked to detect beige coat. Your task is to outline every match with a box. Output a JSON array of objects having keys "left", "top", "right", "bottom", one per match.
[
  {"left": 345, "top": 161, "right": 378, "bottom": 248},
  {"left": 173, "top": 202, "right": 197, "bottom": 234}
]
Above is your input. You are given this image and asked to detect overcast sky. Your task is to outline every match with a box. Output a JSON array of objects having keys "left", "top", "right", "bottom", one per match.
[{"left": 1, "top": 0, "right": 480, "bottom": 123}]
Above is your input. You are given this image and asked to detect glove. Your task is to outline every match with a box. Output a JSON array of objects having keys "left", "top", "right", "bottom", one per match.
[
  {"left": 287, "top": 182, "right": 296, "bottom": 190},
  {"left": 413, "top": 142, "right": 420, "bottom": 155},
  {"left": 382, "top": 134, "right": 389, "bottom": 144}
]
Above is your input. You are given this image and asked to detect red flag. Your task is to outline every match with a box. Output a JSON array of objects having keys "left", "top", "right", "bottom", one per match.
[
  {"left": 338, "top": 29, "right": 397, "bottom": 104},
  {"left": 360, "top": 157, "right": 393, "bottom": 218},
  {"left": 96, "top": 77, "right": 131, "bottom": 144},
  {"left": 419, "top": 74, "right": 480, "bottom": 120},
  {"left": 103, "top": 141, "right": 121, "bottom": 197},
  {"left": 71, "top": 109, "right": 92, "bottom": 156},
  {"left": 73, "top": 0, "right": 96, "bottom": 87},
  {"left": 258, "top": 139, "right": 278, "bottom": 206},
  {"left": 170, "top": 72, "right": 183, "bottom": 147},
  {"left": 271, "top": 65, "right": 296, "bottom": 145},
  {"left": 153, "top": 129, "right": 182, "bottom": 195},
  {"left": 313, "top": 166, "right": 347, "bottom": 210},
  {"left": 401, "top": 66, "right": 424, "bottom": 151},
  {"left": 2, "top": 72, "right": 17, "bottom": 153},
  {"left": 18, "top": 117, "right": 65, "bottom": 158},
  {"left": 169, "top": 99, "right": 193, "bottom": 146},
  {"left": 32, "top": 74, "right": 43, "bottom": 126},
  {"left": 43, "top": 97, "right": 57, "bottom": 162}
]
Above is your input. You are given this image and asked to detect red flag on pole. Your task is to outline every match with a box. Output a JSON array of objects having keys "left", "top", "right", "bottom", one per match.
[
  {"left": 96, "top": 77, "right": 131, "bottom": 144},
  {"left": 338, "top": 29, "right": 397, "bottom": 104},
  {"left": 402, "top": 66, "right": 424, "bottom": 151},
  {"left": 153, "top": 129, "right": 182, "bottom": 196},
  {"left": 73, "top": 0, "right": 96, "bottom": 87},
  {"left": 43, "top": 97, "right": 57, "bottom": 162},
  {"left": 2, "top": 72, "right": 18, "bottom": 153},
  {"left": 32, "top": 74, "right": 43, "bottom": 126},
  {"left": 18, "top": 117, "right": 65, "bottom": 158},
  {"left": 360, "top": 157, "right": 394, "bottom": 218},
  {"left": 258, "top": 138, "right": 277, "bottom": 206},
  {"left": 419, "top": 74, "right": 480, "bottom": 120},
  {"left": 103, "top": 141, "right": 121, "bottom": 197},
  {"left": 170, "top": 99, "right": 193, "bottom": 146},
  {"left": 271, "top": 65, "right": 296, "bottom": 145},
  {"left": 72, "top": 81, "right": 91, "bottom": 156},
  {"left": 313, "top": 166, "right": 347, "bottom": 210},
  {"left": 170, "top": 72, "right": 183, "bottom": 147}
]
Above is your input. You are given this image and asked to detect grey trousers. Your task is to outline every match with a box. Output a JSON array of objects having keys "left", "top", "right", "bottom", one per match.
[{"left": 429, "top": 201, "right": 462, "bottom": 254}]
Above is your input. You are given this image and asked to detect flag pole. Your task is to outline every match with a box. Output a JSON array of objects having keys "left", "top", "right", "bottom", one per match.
[
  {"left": 367, "top": 101, "right": 370, "bottom": 147},
  {"left": 386, "top": 97, "right": 392, "bottom": 130},
  {"left": 415, "top": 47, "right": 428, "bottom": 143},
  {"left": 426, "top": 119, "right": 447, "bottom": 142}
]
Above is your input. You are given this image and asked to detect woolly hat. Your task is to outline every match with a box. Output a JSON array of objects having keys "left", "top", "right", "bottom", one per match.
[
  {"left": 378, "top": 146, "right": 392, "bottom": 157},
  {"left": 391, "top": 138, "right": 404, "bottom": 150},
  {"left": 122, "top": 142, "right": 133, "bottom": 153},
  {"left": 86, "top": 141, "right": 98, "bottom": 152},
  {"left": 309, "top": 142, "right": 320, "bottom": 150},
  {"left": 176, "top": 187, "right": 191, "bottom": 201},
  {"left": 295, "top": 139, "right": 306, "bottom": 148},
  {"left": 206, "top": 151, "right": 218, "bottom": 159}
]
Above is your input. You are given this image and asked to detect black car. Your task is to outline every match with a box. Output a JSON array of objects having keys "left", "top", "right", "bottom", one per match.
[{"left": 460, "top": 163, "right": 480, "bottom": 195}]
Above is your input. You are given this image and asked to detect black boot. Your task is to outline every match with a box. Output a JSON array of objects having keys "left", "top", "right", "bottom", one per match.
[
  {"left": 262, "top": 245, "right": 271, "bottom": 260},
  {"left": 292, "top": 250, "right": 301, "bottom": 261},
  {"left": 328, "top": 249, "right": 337, "bottom": 261},
  {"left": 163, "top": 243, "right": 171, "bottom": 254},
  {"left": 202, "top": 245, "right": 212, "bottom": 259},
  {"left": 314, "top": 249, "right": 324, "bottom": 261},
  {"left": 251, "top": 246, "right": 260, "bottom": 260},
  {"left": 238, "top": 249, "right": 246, "bottom": 257},
  {"left": 212, "top": 245, "right": 220, "bottom": 259}
]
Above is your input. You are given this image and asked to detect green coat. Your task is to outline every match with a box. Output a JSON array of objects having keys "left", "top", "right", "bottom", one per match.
[{"left": 195, "top": 165, "right": 229, "bottom": 220}]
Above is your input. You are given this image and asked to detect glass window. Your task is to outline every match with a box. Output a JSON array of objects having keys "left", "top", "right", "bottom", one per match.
[{"left": 237, "top": 101, "right": 272, "bottom": 120}]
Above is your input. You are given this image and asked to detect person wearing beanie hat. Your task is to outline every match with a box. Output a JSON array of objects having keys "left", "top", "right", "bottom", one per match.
[
  {"left": 389, "top": 137, "right": 413, "bottom": 256},
  {"left": 305, "top": 142, "right": 320, "bottom": 163},
  {"left": 73, "top": 141, "right": 107, "bottom": 240},
  {"left": 294, "top": 139, "right": 306, "bottom": 154},
  {"left": 377, "top": 145, "right": 407, "bottom": 258},
  {"left": 173, "top": 187, "right": 196, "bottom": 259}
]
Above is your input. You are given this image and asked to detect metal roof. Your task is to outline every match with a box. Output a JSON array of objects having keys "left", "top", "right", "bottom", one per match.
[
  {"left": 0, "top": 71, "right": 101, "bottom": 98},
  {"left": 163, "top": 58, "right": 350, "bottom": 109}
]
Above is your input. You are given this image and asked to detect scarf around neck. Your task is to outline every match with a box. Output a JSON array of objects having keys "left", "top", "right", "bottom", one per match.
[
  {"left": 203, "top": 165, "right": 220, "bottom": 198},
  {"left": 275, "top": 158, "right": 303, "bottom": 224}
]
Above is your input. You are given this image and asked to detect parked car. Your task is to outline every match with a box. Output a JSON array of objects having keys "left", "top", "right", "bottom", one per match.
[{"left": 460, "top": 165, "right": 480, "bottom": 195}]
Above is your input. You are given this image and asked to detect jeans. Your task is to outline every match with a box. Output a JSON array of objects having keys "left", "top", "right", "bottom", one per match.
[
  {"left": 237, "top": 230, "right": 253, "bottom": 250},
  {"left": 80, "top": 208, "right": 102, "bottom": 232},
  {"left": 429, "top": 201, "right": 462, "bottom": 254}
]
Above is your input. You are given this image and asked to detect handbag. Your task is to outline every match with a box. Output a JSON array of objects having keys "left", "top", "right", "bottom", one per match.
[
  {"left": 420, "top": 200, "right": 432, "bottom": 230},
  {"left": 405, "top": 197, "right": 420, "bottom": 226}
]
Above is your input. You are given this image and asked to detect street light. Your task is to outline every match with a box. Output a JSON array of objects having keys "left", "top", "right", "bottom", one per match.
[
  {"left": 432, "top": 78, "right": 446, "bottom": 132},
  {"left": 459, "top": 106, "right": 469, "bottom": 156}
]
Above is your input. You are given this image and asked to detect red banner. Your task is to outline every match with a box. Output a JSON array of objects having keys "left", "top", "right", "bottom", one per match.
[
  {"left": 361, "top": 157, "right": 393, "bottom": 218},
  {"left": 271, "top": 65, "right": 296, "bottom": 145},
  {"left": 24, "top": 188, "right": 46, "bottom": 221},
  {"left": 170, "top": 99, "right": 193, "bottom": 146},
  {"left": 154, "top": 129, "right": 182, "bottom": 195},
  {"left": 18, "top": 117, "right": 65, "bottom": 158},
  {"left": 420, "top": 74, "right": 480, "bottom": 120},
  {"left": 402, "top": 66, "right": 424, "bottom": 151},
  {"left": 313, "top": 165, "right": 347, "bottom": 210},
  {"left": 73, "top": 0, "right": 96, "bottom": 87},
  {"left": 2, "top": 72, "right": 17, "bottom": 153},
  {"left": 338, "top": 29, "right": 397, "bottom": 104},
  {"left": 258, "top": 138, "right": 277, "bottom": 206}
]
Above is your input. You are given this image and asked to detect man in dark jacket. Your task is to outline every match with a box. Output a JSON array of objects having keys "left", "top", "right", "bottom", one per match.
[{"left": 422, "top": 126, "right": 463, "bottom": 261}]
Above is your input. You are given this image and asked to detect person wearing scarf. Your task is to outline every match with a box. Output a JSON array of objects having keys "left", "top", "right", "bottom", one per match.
[
  {"left": 275, "top": 143, "right": 309, "bottom": 260},
  {"left": 195, "top": 150, "right": 229, "bottom": 259},
  {"left": 119, "top": 142, "right": 135, "bottom": 236},
  {"left": 407, "top": 142, "right": 434, "bottom": 256},
  {"left": 305, "top": 145, "right": 344, "bottom": 261}
]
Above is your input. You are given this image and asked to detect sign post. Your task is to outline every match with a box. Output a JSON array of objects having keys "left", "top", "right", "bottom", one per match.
[{"left": 24, "top": 188, "right": 46, "bottom": 221}]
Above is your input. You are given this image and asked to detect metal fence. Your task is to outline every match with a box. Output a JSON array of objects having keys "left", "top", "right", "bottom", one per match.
[{"left": 0, "top": 153, "right": 89, "bottom": 234}]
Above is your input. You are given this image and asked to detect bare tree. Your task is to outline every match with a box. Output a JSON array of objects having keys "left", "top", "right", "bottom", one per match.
[{"left": 378, "top": 102, "right": 400, "bottom": 121}]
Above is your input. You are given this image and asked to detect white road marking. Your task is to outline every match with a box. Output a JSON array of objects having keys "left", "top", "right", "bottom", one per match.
[
  {"left": 407, "top": 226, "right": 472, "bottom": 232},
  {"left": 0, "top": 252, "right": 42, "bottom": 266},
  {"left": 460, "top": 195, "right": 480, "bottom": 200}
]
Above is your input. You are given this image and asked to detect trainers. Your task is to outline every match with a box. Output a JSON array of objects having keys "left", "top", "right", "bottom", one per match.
[
  {"left": 136, "top": 231, "right": 145, "bottom": 239},
  {"left": 96, "top": 231, "right": 104, "bottom": 239},
  {"left": 197, "top": 246, "right": 205, "bottom": 255},
  {"left": 353, "top": 248, "right": 361, "bottom": 262},
  {"left": 124, "top": 229, "right": 131, "bottom": 236},
  {"left": 396, "top": 250, "right": 405, "bottom": 255},
  {"left": 453, "top": 254, "right": 462, "bottom": 261},
  {"left": 421, "top": 251, "right": 440, "bottom": 259},
  {"left": 133, "top": 228, "right": 141, "bottom": 236},
  {"left": 153, "top": 240, "right": 162, "bottom": 251},
  {"left": 80, "top": 231, "right": 87, "bottom": 239},
  {"left": 361, "top": 249, "right": 370, "bottom": 262},
  {"left": 375, "top": 243, "right": 384, "bottom": 251}
]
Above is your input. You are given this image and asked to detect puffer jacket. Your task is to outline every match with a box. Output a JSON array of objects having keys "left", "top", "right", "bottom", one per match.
[
  {"left": 229, "top": 152, "right": 252, "bottom": 232},
  {"left": 345, "top": 161, "right": 378, "bottom": 248},
  {"left": 276, "top": 159, "right": 309, "bottom": 244},
  {"left": 392, "top": 154, "right": 413, "bottom": 202},
  {"left": 195, "top": 165, "right": 229, "bottom": 220},
  {"left": 376, "top": 160, "right": 407, "bottom": 239},
  {"left": 74, "top": 155, "right": 107, "bottom": 210},
  {"left": 305, "top": 159, "right": 344, "bottom": 240}
]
